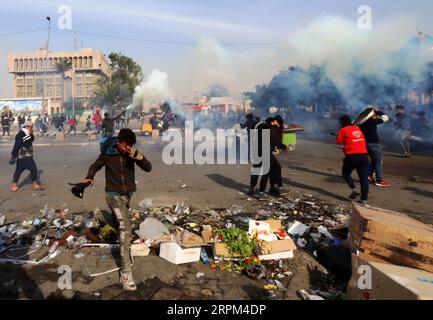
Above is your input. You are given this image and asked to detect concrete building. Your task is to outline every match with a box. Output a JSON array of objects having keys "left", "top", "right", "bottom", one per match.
[{"left": 7, "top": 48, "right": 111, "bottom": 114}]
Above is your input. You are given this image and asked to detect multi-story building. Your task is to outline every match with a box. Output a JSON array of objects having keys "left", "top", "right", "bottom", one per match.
[{"left": 7, "top": 48, "right": 111, "bottom": 114}]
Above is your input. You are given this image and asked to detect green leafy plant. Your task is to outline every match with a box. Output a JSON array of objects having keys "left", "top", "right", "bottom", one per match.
[{"left": 215, "top": 227, "right": 257, "bottom": 259}]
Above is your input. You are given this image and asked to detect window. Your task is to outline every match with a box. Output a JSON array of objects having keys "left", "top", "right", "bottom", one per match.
[
  {"left": 56, "top": 85, "right": 62, "bottom": 97},
  {"left": 26, "top": 85, "right": 33, "bottom": 96},
  {"left": 29, "top": 59, "right": 33, "bottom": 70},
  {"left": 46, "top": 85, "right": 52, "bottom": 96},
  {"left": 84, "top": 56, "right": 88, "bottom": 68},
  {"left": 14, "top": 59, "right": 18, "bottom": 71},
  {"left": 78, "top": 57, "right": 82, "bottom": 68},
  {"left": 76, "top": 84, "right": 83, "bottom": 96},
  {"left": 73, "top": 57, "right": 77, "bottom": 68},
  {"left": 19, "top": 59, "right": 23, "bottom": 71},
  {"left": 89, "top": 56, "right": 93, "bottom": 68},
  {"left": 17, "top": 85, "right": 24, "bottom": 97},
  {"left": 24, "top": 59, "right": 28, "bottom": 70},
  {"left": 39, "top": 58, "right": 43, "bottom": 70},
  {"left": 49, "top": 58, "right": 53, "bottom": 70}
]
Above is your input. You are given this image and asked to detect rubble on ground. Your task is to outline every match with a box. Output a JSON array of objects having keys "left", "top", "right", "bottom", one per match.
[{"left": 0, "top": 194, "right": 354, "bottom": 300}]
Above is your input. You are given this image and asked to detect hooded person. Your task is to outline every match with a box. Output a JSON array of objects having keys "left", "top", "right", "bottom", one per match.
[
  {"left": 354, "top": 107, "right": 391, "bottom": 187},
  {"left": 81, "top": 128, "right": 152, "bottom": 291},
  {"left": 9, "top": 121, "right": 44, "bottom": 192}
]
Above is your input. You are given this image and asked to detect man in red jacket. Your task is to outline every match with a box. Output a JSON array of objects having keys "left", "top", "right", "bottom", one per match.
[{"left": 336, "top": 115, "right": 370, "bottom": 204}]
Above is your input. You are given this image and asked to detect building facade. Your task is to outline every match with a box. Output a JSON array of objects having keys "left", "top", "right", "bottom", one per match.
[{"left": 7, "top": 48, "right": 111, "bottom": 114}]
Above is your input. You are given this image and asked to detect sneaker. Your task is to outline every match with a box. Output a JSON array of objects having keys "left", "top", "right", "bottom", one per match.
[
  {"left": 367, "top": 175, "right": 376, "bottom": 184},
  {"left": 357, "top": 199, "right": 367, "bottom": 206},
  {"left": 120, "top": 271, "right": 137, "bottom": 291},
  {"left": 247, "top": 188, "right": 256, "bottom": 197},
  {"left": 349, "top": 191, "right": 360, "bottom": 200},
  {"left": 257, "top": 192, "right": 269, "bottom": 200},
  {"left": 375, "top": 180, "right": 391, "bottom": 187},
  {"left": 268, "top": 188, "right": 282, "bottom": 198}
]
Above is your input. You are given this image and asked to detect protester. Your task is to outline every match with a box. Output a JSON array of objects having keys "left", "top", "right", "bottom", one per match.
[
  {"left": 149, "top": 112, "right": 159, "bottom": 130},
  {"left": 67, "top": 116, "right": 77, "bottom": 135},
  {"left": 241, "top": 112, "right": 260, "bottom": 159},
  {"left": 102, "top": 110, "right": 126, "bottom": 138},
  {"left": 356, "top": 108, "right": 391, "bottom": 187},
  {"left": 17, "top": 114, "right": 25, "bottom": 129},
  {"left": 336, "top": 115, "right": 369, "bottom": 204},
  {"left": 394, "top": 105, "right": 412, "bottom": 157},
  {"left": 1, "top": 109, "right": 14, "bottom": 136},
  {"left": 248, "top": 116, "right": 288, "bottom": 199},
  {"left": 9, "top": 121, "right": 44, "bottom": 192},
  {"left": 83, "top": 115, "right": 92, "bottom": 133},
  {"left": 92, "top": 109, "right": 103, "bottom": 134},
  {"left": 81, "top": 128, "right": 152, "bottom": 291}
]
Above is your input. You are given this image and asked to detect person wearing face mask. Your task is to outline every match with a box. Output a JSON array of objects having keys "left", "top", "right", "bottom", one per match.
[
  {"left": 9, "top": 121, "right": 44, "bottom": 192},
  {"left": 81, "top": 128, "right": 152, "bottom": 291}
]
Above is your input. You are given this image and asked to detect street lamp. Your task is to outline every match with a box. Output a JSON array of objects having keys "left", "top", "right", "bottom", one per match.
[{"left": 42, "top": 16, "right": 51, "bottom": 114}]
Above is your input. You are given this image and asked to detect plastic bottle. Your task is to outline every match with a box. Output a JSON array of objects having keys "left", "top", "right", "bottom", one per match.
[{"left": 200, "top": 248, "right": 209, "bottom": 264}]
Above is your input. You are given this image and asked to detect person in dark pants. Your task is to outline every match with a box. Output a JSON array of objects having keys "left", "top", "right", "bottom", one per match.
[
  {"left": 102, "top": 110, "right": 126, "bottom": 138},
  {"left": 336, "top": 115, "right": 370, "bottom": 204},
  {"left": 248, "top": 117, "right": 288, "bottom": 199},
  {"left": 241, "top": 112, "right": 260, "bottom": 159},
  {"left": 1, "top": 110, "right": 13, "bottom": 136},
  {"left": 356, "top": 108, "right": 391, "bottom": 187},
  {"left": 9, "top": 121, "right": 44, "bottom": 192},
  {"left": 270, "top": 115, "right": 287, "bottom": 192},
  {"left": 81, "top": 128, "right": 152, "bottom": 291}
]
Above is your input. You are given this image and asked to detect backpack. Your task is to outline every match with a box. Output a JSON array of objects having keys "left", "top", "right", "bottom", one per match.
[{"left": 100, "top": 137, "right": 120, "bottom": 156}]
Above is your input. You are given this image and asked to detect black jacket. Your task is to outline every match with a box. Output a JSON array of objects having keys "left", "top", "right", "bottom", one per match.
[
  {"left": 12, "top": 130, "right": 34, "bottom": 160},
  {"left": 86, "top": 150, "right": 152, "bottom": 194}
]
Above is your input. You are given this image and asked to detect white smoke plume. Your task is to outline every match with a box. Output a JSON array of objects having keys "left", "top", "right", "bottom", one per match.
[{"left": 126, "top": 68, "right": 171, "bottom": 111}]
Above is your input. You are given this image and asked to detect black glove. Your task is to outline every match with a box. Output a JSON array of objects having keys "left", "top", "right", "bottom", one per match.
[
  {"left": 69, "top": 182, "right": 91, "bottom": 199},
  {"left": 9, "top": 157, "right": 16, "bottom": 165}
]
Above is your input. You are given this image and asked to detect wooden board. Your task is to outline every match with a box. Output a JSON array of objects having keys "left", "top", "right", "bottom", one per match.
[{"left": 348, "top": 204, "right": 433, "bottom": 273}]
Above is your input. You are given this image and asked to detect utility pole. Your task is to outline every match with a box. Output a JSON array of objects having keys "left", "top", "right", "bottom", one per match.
[{"left": 42, "top": 16, "right": 51, "bottom": 114}]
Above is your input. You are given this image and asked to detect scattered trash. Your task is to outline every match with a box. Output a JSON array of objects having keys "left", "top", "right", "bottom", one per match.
[
  {"left": 0, "top": 214, "right": 6, "bottom": 226},
  {"left": 298, "top": 289, "right": 325, "bottom": 300},
  {"left": 136, "top": 217, "right": 170, "bottom": 240},
  {"left": 138, "top": 198, "right": 154, "bottom": 209},
  {"left": 196, "top": 272, "right": 205, "bottom": 279}
]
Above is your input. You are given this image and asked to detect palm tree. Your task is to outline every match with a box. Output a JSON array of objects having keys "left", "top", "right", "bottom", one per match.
[{"left": 55, "top": 58, "right": 72, "bottom": 111}]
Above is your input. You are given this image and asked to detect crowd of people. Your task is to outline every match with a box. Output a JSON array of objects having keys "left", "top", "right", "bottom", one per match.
[{"left": 2, "top": 101, "right": 432, "bottom": 291}]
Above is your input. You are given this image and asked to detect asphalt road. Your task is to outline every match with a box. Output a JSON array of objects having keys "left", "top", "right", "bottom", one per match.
[{"left": 1, "top": 132, "right": 432, "bottom": 224}]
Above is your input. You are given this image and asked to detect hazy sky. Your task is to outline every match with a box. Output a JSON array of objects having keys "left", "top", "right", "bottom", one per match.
[{"left": 1, "top": 0, "right": 432, "bottom": 97}]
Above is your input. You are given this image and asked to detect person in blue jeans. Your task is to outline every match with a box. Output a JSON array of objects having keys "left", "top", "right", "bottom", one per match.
[{"left": 355, "top": 108, "right": 392, "bottom": 188}]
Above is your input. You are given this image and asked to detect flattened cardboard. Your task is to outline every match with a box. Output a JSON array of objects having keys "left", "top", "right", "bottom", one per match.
[{"left": 347, "top": 253, "right": 433, "bottom": 300}]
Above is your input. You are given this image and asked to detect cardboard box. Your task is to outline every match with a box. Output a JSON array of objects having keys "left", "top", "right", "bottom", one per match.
[
  {"left": 130, "top": 244, "right": 150, "bottom": 257},
  {"left": 348, "top": 204, "right": 433, "bottom": 273},
  {"left": 249, "top": 219, "right": 297, "bottom": 261},
  {"left": 347, "top": 253, "right": 433, "bottom": 300},
  {"left": 212, "top": 242, "right": 235, "bottom": 259},
  {"left": 258, "top": 251, "right": 294, "bottom": 261},
  {"left": 201, "top": 229, "right": 213, "bottom": 244},
  {"left": 159, "top": 242, "right": 201, "bottom": 265}
]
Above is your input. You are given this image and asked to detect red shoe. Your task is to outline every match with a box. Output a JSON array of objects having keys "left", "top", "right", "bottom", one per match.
[
  {"left": 367, "top": 175, "right": 376, "bottom": 184},
  {"left": 375, "top": 180, "right": 391, "bottom": 187}
]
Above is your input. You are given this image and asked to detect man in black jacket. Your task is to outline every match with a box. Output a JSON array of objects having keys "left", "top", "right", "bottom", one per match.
[
  {"left": 9, "top": 121, "right": 44, "bottom": 192},
  {"left": 355, "top": 108, "right": 391, "bottom": 187},
  {"left": 1, "top": 110, "right": 13, "bottom": 136},
  {"left": 81, "top": 128, "right": 152, "bottom": 291}
]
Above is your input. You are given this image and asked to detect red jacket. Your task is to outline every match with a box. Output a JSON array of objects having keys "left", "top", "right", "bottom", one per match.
[{"left": 336, "top": 125, "right": 368, "bottom": 155}]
